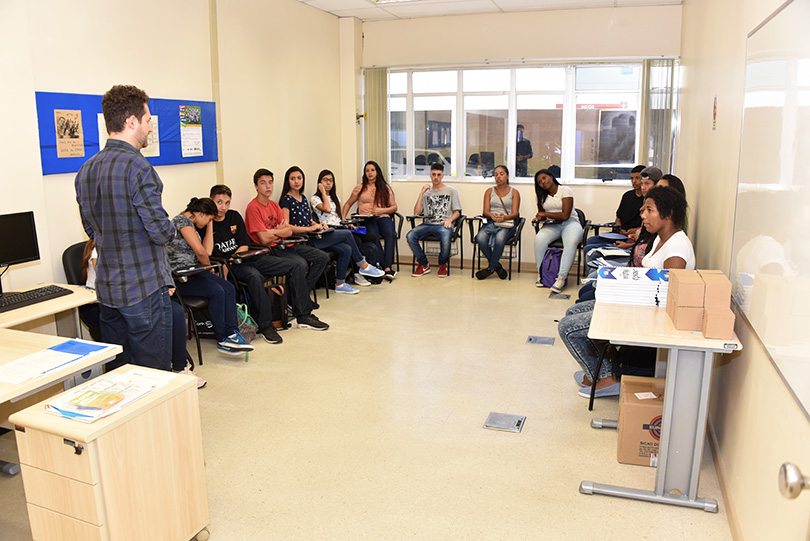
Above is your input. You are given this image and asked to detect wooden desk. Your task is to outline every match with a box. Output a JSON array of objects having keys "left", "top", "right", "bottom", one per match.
[
  {"left": 580, "top": 302, "right": 742, "bottom": 512},
  {"left": 9, "top": 365, "right": 209, "bottom": 541},
  {"left": 0, "top": 283, "right": 96, "bottom": 335}
]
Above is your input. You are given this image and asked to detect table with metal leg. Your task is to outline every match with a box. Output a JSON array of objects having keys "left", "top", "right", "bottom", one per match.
[{"left": 580, "top": 302, "right": 742, "bottom": 512}]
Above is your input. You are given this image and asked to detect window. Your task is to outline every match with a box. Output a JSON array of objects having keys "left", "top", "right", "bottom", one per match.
[{"left": 383, "top": 61, "right": 677, "bottom": 181}]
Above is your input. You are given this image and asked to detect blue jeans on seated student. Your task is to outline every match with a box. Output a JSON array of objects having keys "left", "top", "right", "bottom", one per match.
[
  {"left": 476, "top": 221, "right": 517, "bottom": 270},
  {"left": 176, "top": 272, "right": 238, "bottom": 343},
  {"left": 534, "top": 217, "right": 582, "bottom": 280},
  {"left": 100, "top": 286, "right": 173, "bottom": 371},
  {"left": 407, "top": 223, "right": 452, "bottom": 266},
  {"left": 312, "top": 229, "right": 368, "bottom": 283},
  {"left": 361, "top": 216, "right": 396, "bottom": 270},
  {"left": 557, "top": 300, "right": 612, "bottom": 380}
]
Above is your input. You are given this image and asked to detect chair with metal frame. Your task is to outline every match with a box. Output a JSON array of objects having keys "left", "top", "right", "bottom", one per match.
[
  {"left": 405, "top": 213, "right": 466, "bottom": 275},
  {"left": 467, "top": 216, "right": 526, "bottom": 280},
  {"left": 532, "top": 207, "right": 590, "bottom": 284}
]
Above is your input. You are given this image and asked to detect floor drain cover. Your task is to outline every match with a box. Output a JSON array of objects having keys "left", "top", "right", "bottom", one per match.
[
  {"left": 483, "top": 412, "right": 526, "bottom": 433},
  {"left": 527, "top": 335, "right": 555, "bottom": 345}
]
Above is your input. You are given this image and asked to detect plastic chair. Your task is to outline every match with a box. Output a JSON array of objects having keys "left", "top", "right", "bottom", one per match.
[
  {"left": 406, "top": 214, "right": 466, "bottom": 274},
  {"left": 467, "top": 216, "right": 525, "bottom": 280}
]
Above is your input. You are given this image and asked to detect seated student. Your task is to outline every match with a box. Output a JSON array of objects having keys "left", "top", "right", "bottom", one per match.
[
  {"left": 558, "top": 186, "right": 694, "bottom": 398},
  {"left": 244, "top": 168, "right": 331, "bottom": 326},
  {"left": 311, "top": 169, "right": 381, "bottom": 286},
  {"left": 475, "top": 165, "right": 521, "bottom": 280},
  {"left": 208, "top": 184, "right": 328, "bottom": 341},
  {"left": 583, "top": 165, "right": 645, "bottom": 254},
  {"left": 279, "top": 166, "right": 385, "bottom": 295},
  {"left": 342, "top": 161, "right": 399, "bottom": 280},
  {"left": 82, "top": 240, "right": 206, "bottom": 387},
  {"left": 167, "top": 197, "right": 254, "bottom": 357},
  {"left": 406, "top": 162, "right": 462, "bottom": 278},
  {"left": 533, "top": 167, "right": 582, "bottom": 293}
]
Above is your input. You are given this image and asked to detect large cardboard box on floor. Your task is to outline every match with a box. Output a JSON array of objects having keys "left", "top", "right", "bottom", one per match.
[{"left": 618, "top": 376, "right": 665, "bottom": 467}]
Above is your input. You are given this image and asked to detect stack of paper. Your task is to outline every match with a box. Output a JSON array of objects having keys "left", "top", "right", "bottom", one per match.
[
  {"left": 45, "top": 369, "right": 176, "bottom": 423},
  {"left": 734, "top": 272, "right": 753, "bottom": 315},
  {"left": 595, "top": 267, "right": 669, "bottom": 307}
]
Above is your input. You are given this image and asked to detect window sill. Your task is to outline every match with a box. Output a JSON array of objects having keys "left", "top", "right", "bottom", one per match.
[{"left": 390, "top": 176, "right": 632, "bottom": 187}]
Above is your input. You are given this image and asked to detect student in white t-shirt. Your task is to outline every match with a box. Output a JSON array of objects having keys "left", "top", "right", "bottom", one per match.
[
  {"left": 533, "top": 168, "right": 582, "bottom": 293},
  {"left": 558, "top": 185, "right": 694, "bottom": 399}
]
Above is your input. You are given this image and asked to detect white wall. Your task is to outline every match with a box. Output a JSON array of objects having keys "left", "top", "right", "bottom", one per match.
[
  {"left": 678, "top": 0, "right": 810, "bottom": 538},
  {"left": 0, "top": 0, "right": 217, "bottom": 291},
  {"left": 360, "top": 5, "right": 682, "bottom": 267},
  {"left": 215, "top": 0, "right": 343, "bottom": 216}
]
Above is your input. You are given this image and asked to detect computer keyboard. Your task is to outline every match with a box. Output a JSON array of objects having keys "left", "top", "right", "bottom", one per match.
[{"left": 0, "top": 284, "right": 74, "bottom": 313}]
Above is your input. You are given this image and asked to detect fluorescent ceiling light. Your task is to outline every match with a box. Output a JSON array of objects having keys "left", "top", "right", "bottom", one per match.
[{"left": 375, "top": 0, "right": 421, "bottom": 4}]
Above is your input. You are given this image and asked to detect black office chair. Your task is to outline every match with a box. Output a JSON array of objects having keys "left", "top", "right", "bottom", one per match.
[
  {"left": 467, "top": 216, "right": 525, "bottom": 280},
  {"left": 391, "top": 212, "right": 404, "bottom": 272},
  {"left": 172, "top": 264, "right": 226, "bottom": 366},
  {"left": 533, "top": 208, "right": 590, "bottom": 284},
  {"left": 406, "top": 214, "right": 466, "bottom": 274},
  {"left": 62, "top": 241, "right": 102, "bottom": 342}
]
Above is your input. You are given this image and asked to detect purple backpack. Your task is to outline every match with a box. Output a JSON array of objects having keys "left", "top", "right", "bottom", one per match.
[{"left": 541, "top": 247, "right": 566, "bottom": 288}]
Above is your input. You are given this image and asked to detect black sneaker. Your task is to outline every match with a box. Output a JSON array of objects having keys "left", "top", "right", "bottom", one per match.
[
  {"left": 383, "top": 269, "right": 397, "bottom": 281},
  {"left": 298, "top": 314, "right": 329, "bottom": 331},
  {"left": 260, "top": 326, "right": 283, "bottom": 344},
  {"left": 475, "top": 268, "right": 494, "bottom": 280},
  {"left": 495, "top": 264, "right": 508, "bottom": 280}
]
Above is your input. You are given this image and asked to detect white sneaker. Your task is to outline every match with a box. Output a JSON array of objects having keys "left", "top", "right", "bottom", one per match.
[
  {"left": 353, "top": 273, "right": 371, "bottom": 287},
  {"left": 335, "top": 283, "right": 359, "bottom": 295},
  {"left": 535, "top": 276, "right": 546, "bottom": 288},
  {"left": 550, "top": 277, "right": 566, "bottom": 293}
]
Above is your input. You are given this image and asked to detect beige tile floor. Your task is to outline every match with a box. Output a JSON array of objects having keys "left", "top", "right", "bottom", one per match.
[{"left": 0, "top": 267, "right": 733, "bottom": 540}]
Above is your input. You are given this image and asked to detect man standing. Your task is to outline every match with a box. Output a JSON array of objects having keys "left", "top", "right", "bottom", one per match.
[
  {"left": 406, "top": 163, "right": 462, "bottom": 278},
  {"left": 75, "top": 85, "right": 175, "bottom": 370},
  {"left": 515, "top": 124, "right": 534, "bottom": 177}
]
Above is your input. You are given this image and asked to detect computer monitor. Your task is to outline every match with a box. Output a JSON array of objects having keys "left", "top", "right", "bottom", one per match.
[{"left": 0, "top": 211, "right": 40, "bottom": 295}]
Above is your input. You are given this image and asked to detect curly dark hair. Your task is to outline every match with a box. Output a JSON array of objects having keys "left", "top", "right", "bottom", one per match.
[
  {"left": 101, "top": 85, "right": 150, "bottom": 134},
  {"left": 534, "top": 168, "right": 561, "bottom": 211},
  {"left": 183, "top": 197, "right": 218, "bottom": 216},
  {"left": 645, "top": 186, "right": 687, "bottom": 230}
]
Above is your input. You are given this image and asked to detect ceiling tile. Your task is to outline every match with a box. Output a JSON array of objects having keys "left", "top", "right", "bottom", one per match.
[
  {"left": 330, "top": 7, "right": 400, "bottom": 19},
  {"left": 383, "top": 0, "right": 500, "bottom": 18},
  {"left": 302, "top": 0, "right": 376, "bottom": 10}
]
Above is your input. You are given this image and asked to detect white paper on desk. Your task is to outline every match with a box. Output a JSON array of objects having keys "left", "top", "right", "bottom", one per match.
[{"left": 0, "top": 350, "right": 83, "bottom": 385}]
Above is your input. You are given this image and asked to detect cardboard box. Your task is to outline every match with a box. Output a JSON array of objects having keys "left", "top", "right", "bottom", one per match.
[
  {"left": 698, "top": 270, "right": 732, "bottom": 309},
  {"left": 618, "top": 376, "right": 666, "bottom": 467},
  {"left": 668, "top": 269, "right": 705, "bottom": 307},
  {"left": 666, "top": 289, "right": 704, "bottom": 331},
  {"left": 702, "top": 307, "right": 735, "bottom": 340}
]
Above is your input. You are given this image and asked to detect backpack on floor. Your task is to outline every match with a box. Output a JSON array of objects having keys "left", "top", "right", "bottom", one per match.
[
  {"left": 541, "top": 247, "right": 566, "bottom": 288},
  {"left": 268, "top": 283, "right": 290, "bottom": 330}
]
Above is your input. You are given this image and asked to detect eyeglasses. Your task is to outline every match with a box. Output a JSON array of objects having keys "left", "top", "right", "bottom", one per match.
[{"left": 322, "top": 177, "right": 334, "bottom": 182}]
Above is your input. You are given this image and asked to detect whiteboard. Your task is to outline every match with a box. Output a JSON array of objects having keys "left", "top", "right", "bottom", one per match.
[{"left": 731, "top": 0, "right": 810, "bottom": 417}]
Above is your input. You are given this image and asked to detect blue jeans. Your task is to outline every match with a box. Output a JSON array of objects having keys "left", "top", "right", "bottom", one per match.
[
  {"left": 231, "top": 254, "right": 311, "bottom": 328},
  {"left": 407, "top": 223, "right": 452, "bottom": 266},
  {"left": 312, "top": 229, "right": 367, "bottom": 284},
  {"left": 176, "top": 272, "right": 238, "bottom": 342},
  {"left": 475, "top": 221, "right": 517, "bottom": 270},
  {"left": 100, "top": 286, "right": 173, "bottom": 371},
  {"left": 534, "top": 217, "right": 582, "bottom": 280},
  {"left": 361, "top": 216, "right": 396, "bottom": 271},
  {"left": 557, "top": 300, "right": 612, "bottom": 380}
]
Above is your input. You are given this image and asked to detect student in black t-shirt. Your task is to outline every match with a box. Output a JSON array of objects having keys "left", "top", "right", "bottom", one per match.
[
  {"left": 583, "top": 164, "right": 646, "bottom": 257},
  {"left": 208, "top": 185, "right": 329, "bottom": 342}
]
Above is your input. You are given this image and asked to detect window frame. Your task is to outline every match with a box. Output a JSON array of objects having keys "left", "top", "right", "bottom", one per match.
[{"left": 385, "top": 61, "right": 674, "bottom": 185}]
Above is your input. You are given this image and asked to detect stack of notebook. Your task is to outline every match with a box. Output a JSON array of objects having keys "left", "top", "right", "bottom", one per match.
[{"left": 594, "top": 266, "right": 669, "bottom": 307}]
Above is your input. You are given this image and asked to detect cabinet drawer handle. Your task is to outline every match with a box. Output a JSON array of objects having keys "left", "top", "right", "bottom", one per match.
[{"left": 63, "top": 438, "right": 84, "bottom": 455}]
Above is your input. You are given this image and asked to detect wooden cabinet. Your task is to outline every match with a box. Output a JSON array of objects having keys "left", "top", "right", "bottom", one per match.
[{"left": 10, "top": 365, "right": 209, "bottom": 541}]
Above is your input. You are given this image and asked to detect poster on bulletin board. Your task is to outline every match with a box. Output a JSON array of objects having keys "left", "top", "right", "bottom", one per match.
[{"left": 35, "top": 92, "right": 218, "bottom": 175}]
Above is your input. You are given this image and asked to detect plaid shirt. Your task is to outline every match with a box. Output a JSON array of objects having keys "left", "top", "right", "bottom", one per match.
[{"left": 75, "top": 139, "right": 175, "bottom": 308}]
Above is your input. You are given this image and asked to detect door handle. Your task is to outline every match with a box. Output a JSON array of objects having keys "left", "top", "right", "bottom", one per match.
[{"left": 779, "top": 463, "right": 809, "bottom": 499}]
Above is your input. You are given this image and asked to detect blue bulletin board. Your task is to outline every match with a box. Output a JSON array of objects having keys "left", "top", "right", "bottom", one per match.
[{"left": 35, "top": 92, "right": 218, "bottom": 175}]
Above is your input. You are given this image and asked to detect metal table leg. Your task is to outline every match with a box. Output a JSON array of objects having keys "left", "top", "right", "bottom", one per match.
[{"left": 581, "top": 347, "right": 719, "bottom": 512}]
